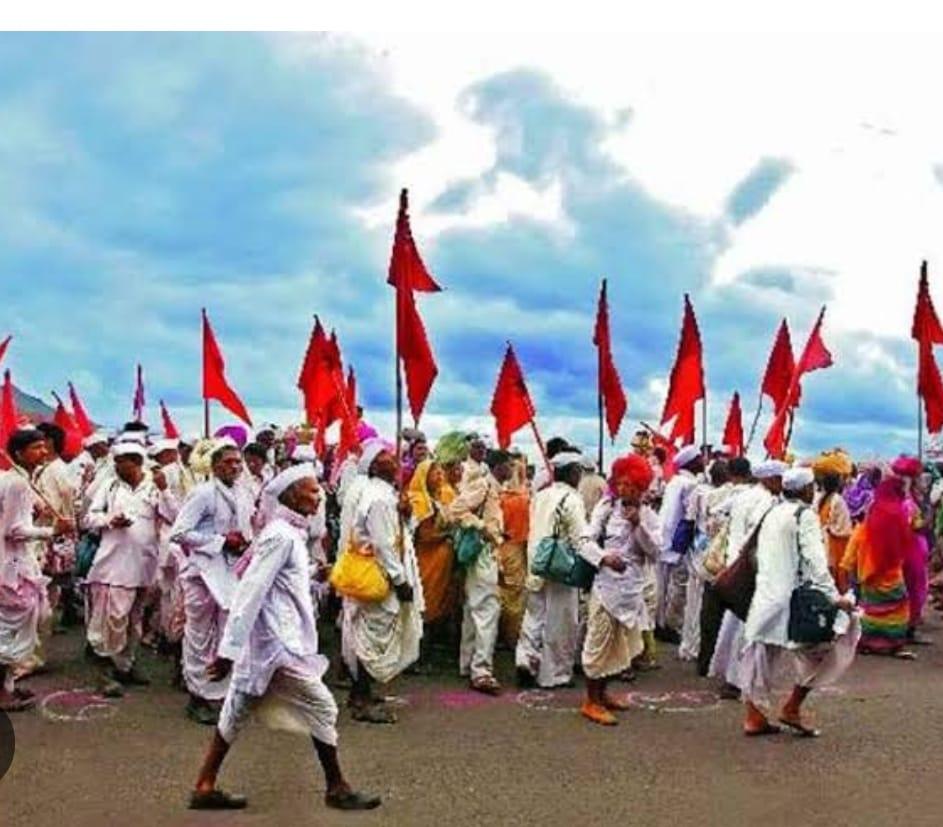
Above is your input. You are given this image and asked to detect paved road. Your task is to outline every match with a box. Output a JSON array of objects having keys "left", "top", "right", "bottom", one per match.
[{"left": 2, "top": 620, "right": 942, "bottom": 827}]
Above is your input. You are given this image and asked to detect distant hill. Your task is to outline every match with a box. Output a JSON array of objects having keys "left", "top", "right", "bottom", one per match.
[{"left": 12, "top": 385, "right": 55, "bottom": 422}]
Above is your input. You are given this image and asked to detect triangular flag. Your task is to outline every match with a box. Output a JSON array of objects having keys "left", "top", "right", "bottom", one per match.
[
  {"left": 51, "top": 394, "right": 83, "bottom": 460},
  {"left": 912, "top": 260, "right": 943, "bottom": 345},
  {"left": 593, "top": 279, "right": 628, "bottom": 441},
  {"left": 722, "top": 391, "right": 744, "bottom": 457},
  {"left": 490, "top": 344, "right": 536, "bottom": 450},
  {"left": 202, "top": 309, "right": 252, "bottom": 427},
  {"left": 760, "top": 319, "right": 796, "bottom": 411},
  {"left": 388, "top": 189, "right": 442, "bottom": 293},
  {"left": 918, "top": 339, "right": 943, "bottom": 434},
  {"left": 132, "top": 364, "right": 146, "bottom": 422},
  {"left": 660, "top": 294, "right": 705, "bottom": 445},
  {"left": 0, "top": 370, "right": 19, "bottom": 469},
  {"left": 68, "top": 382, "right": 95, "bottom": 438},
  {"left": 160, "top": 400, "right": 181, "bottom": 439}
]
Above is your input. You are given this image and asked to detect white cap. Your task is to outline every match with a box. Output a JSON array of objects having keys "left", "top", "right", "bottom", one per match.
[
  {"left": 550, "top": 451, "right": 583, "bottom": 469},
  {"left": 783, "top": 467, "right": 815, "bottom": 492},
  {"left": 579, "top": 456, "right": 597, "bottom": 472},
  {"left": 754, "top": 460, "right": 789, "bottom": 479},
  {"left": 83, "top": 431, "right": 109, "bottom": 449},
  {"left": 266, "top": 463, "right": 319, "bottom": 500},
  {"left": 358, "top": 438, "right": 391, "bottom": 474},
  {"left": 148, "top": 438, "right": 179, "bottom": 457},
  {"left": 291, "top": 444, "right": 318, "bottom": 463},
  {"left": 673, "top": 445, "right": 701, "bottom": 469},
  {"left": 112, "top": 442, "right": 147, "bottom": 460},
  {"left": 117, "top": 431, "right": 147, "bottom": 445}
]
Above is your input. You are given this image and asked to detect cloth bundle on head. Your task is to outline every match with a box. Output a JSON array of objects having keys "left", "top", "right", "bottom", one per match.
[
  {"left": 358, "top": 437, "right": 393, "bottom": 474},
  {"left": 783, "top": 466, "right": 814, "bottom": 492},
  {"left": 673, "top": 445, "right": 701, "bottom": 470},
  {"left": 753, "top": 459, "right": 789, "bottom": 480},
  {"left": 812, "top": 449, "right": 853, "bottom": 478},
  {"left": 609, "top": 454, "right": 654, "bottom": 491},
  {"left": 267, "top": 462, "right": 319, "bottom": 501},
  {"left": 891, "top": 455, "right": 923, "bottom": 479},
  {"left": 291, "top": 443, "right": 319, "bottom": 463},
  {"left": 435, "top": 431, "right": 469, "bottom": 465}
]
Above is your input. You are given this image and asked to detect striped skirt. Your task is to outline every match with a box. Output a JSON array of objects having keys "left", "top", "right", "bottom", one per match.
[{"left": 858, "top": 581, "right": 909, "bottom": 653}]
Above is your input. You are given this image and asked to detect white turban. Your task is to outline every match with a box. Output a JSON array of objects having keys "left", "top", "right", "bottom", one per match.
[
  {"left": 267, "top": 463, "right": 319, "bottom": 500},
  {"left": 754, "top": 460, "right": 789, "bottom": 479},
  {"left": 117, "top": 430, "right": 147, "bottom": 445},
  {"left": 358, "top": 438, "right": 391, "bottom": 474},
  {"left": 291, "top": 444, "right": 318, "bottom": 463},
  {"left": 550, "top": 451, "right": 583, "bottom": 469},
  {"left": 112, "top": 442, "right": 147, "bottom": 460},
  {"left": 148, "top": 438, "right": 179, "bottom": 457},
  {"left": 783, "top": 467, "right": 815, "bottom": 492},
  {"left": 673, "top": 445, "right": 701, "bottom": 469},
  {"left": 83, "top": 431, "right": 109, "bottom": 449}
]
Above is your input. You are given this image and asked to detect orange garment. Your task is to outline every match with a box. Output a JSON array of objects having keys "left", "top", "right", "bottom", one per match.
[
  {"left": 818, "top": 493, "right": 851, "bottom": 593},
  {"left": 414, "top": 515, "right": 457, "bottom": 624},
  {"left": 496, "top": 487, "right": 530, "bottom": 646}
]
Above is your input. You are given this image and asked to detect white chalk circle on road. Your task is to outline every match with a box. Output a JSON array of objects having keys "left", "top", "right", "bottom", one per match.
[{"left": 38, "top": 688, "right": 118, "bottom": 723}]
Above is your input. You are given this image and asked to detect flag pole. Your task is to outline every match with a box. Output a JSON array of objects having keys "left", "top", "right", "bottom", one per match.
[
  {"left": 745, "top": 389, "right": 764, "bottom": 453},
  {"left": 918, "top": 388, "right": 924, "bottom": 462},
  {"left": 701, "top": 396, "right": 708, "bottom": 461},
  {"left": 597, "top": 344, "right": 604, "bottom": 473},
  {"left": 529, "top": 418, "right": 553, "bottom": 483}
]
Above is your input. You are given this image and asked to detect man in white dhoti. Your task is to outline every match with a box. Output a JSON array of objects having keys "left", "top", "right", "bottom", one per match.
[
  {"left": 580, "top": 454, "right": 658, "bottom": 725},
  {"left": 448, "top": 441, "right": 504, "bottom": 694},
  {"left": 0, "top": 430, "right": 73, "bottom": 711},
  {"left": 344, "top": 441, "right": 423, "bottom": 724},
  {"left": 655, "top": 445, "right": 703, "bottom": 645},
  {"left": 515, "top": 450, "right": 603, "bottom": 689},
  {"left": 189, "top": 464, "right": 380, "bottom": 812},
  {"left": 171, "top": 441, "right": 255, "bottom": 725},
  {"left": 708, "top": 459, "right": 786, "bottom": 697},
  {"left": 83, "top": 443, "right": 178, "bottom": 696},
  {"left": 740, "top": 467, "right": 859, "bottom": 737},
  {"left": 678, "top": 460, "right": 733, "bottom": 661}
]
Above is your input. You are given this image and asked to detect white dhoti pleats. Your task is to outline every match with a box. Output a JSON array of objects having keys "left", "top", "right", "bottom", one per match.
[
  {"left": 181, "top": 573, "right": 230, "bottom": 700},
  {"left": 218, "top": 666, "right": 339, "bottom": 747},
  {"left": 581, "top": 593, "right": 644, "bottom": 680},
  {"left": 678, "top": 558, "right": 705, "bottom": 661},
  {"left": 349, "top": 598, "right": 422, "bottom": 685},
  {"left": 85, "top": 583, "right": 147, "bottom": 672},
  {"left": 709, "top": 611, "right": 746, "bottom": 688},
  {"left": 515, "top": 581, "right": 579, "bottom": 688},
  {"left": 0, "top": 576, "right": 50, "bottom": 668}
]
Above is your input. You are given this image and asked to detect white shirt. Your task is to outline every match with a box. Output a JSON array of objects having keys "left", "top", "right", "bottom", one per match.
[
  {"left": 726, "top": 484, "right": 776, "bottom": 565},
  {"left": 170, "top": 479, "right": 256, "bottom": 609},
  {"left": 658, "top": 469, "right": 698, "bottom": 563},
  {"left": 744, "top": 500, "right": 839, "bottom": 648},
  {"left": 218, "top": 506, "right": 327, "bottom": 696},
  {"left": 0, "top": 470, "right": 52, "bottom": 588},
  {"left": 84, "top": 477, "right": 178, "bottom": 588}
]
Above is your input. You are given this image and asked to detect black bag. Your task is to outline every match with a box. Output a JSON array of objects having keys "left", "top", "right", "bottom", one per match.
[
  {"left": 713, "top": 506, "right": 773, "bottom": 621},
  {"left": 787, "top": 507, "right": 838, "bottom": 645}
]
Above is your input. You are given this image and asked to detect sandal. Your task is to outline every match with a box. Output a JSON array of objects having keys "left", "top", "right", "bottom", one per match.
[
  {"left": 325, "top": 789, "right": 382, "bottom": 811},
  {"left": 470, "top": 676, "right": 502, "bottom": 696},
  {"left": 580, "top": 701, "right": 618, "bottom": 726},
  {"left": 743, "top": 722, "right": 782, "bottom": 737},
  {"left": 350, "top": 702, "right": 397, "bottom": 725},
  {"left": 778, "top": 716, "right": 821, "bottom": 738},
  {"left": 893, "top": 649, "right": 917, "bottom": 660},
  {"left": 188, "top": 789, "right": 248, "bottom": 810}
]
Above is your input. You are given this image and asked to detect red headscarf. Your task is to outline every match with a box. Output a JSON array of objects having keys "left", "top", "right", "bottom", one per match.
[
  {"left": 609, "top": 454, "right": 654, "bottom": 492},
  {"left": 862, "top": 477, "right": 909, "bottom": 578}
]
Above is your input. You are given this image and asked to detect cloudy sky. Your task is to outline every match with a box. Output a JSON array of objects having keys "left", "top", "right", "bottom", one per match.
[{"left": 0, "top": 31, "right": 938, "bottom": 459}]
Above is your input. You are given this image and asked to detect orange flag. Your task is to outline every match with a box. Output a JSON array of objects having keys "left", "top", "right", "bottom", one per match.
[
  {"left": 202, "top": 309, "right": 252, "bottom": 427},
  {"left": 593, "top": 278, "right": 627, "bottom": 440}
]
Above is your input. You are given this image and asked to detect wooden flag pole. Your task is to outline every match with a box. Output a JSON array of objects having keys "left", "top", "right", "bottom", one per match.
[
  {"left": 745, "top": 389, "right": 764, "bottom": 453},
  {"left": 918, "top": 390, "right": 924, "bottom": 462},
  {"left": 597, "top": 347, "right": 604, "bottom": 473},
  {"left": 529, "top": 418, "right": 553, "bottom": 483}
]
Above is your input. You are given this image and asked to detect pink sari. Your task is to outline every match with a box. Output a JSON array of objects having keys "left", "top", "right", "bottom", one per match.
[{"left": 901, "top": 498, "right": 929, "bottom": 628}]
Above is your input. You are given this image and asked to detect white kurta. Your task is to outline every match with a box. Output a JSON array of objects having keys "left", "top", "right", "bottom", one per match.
[
  {"left": 84, "top": 478, "right": 178, "bottom": 589},
  {"left": 0, "top": 471, "right": 52, "bottom": 684},
  {"left": 346, "top": 477, "right": 424, "bottom": 683},
  {"left": 217, "top": 506, "right": 337, "bottom": 746},
  {"left": 658, "top": 470, "right": 698, "bottom": 565},
  {"left": 515, "top": 482, "right": 601, "bottom": 687}
]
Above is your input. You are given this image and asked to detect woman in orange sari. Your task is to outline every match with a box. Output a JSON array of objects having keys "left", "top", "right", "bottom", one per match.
[{"left": 407, "top": 460, "right": 458, "bottom": 629}]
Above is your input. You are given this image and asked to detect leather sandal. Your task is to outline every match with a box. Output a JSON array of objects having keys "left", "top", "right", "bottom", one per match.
[{"left": 188, "top": 789, "right": 248, "bottom": 810}]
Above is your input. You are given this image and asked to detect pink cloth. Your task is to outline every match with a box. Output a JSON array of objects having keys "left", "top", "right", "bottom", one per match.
[
  {"left": 181, "top": 573, "right": 229, "bottom": 700},
  {"left": 85, "top": 583, "right": 146, "bottom": 672},
  {"left": 902, "top": 499, "right": 929, "bottom": 627}
]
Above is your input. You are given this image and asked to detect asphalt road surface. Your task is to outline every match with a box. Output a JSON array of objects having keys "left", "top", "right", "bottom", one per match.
[{"left": 2, "top": 619, "right": 942, "bottom": 827}]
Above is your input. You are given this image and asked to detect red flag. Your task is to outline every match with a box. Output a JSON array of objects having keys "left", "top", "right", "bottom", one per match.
[
  {"left": 593, "top": 279, "right": 628, "bottom": 440},
  {"left": 389, "top": 189, "right": 440, "bottom": 424},
  {"left": 68, "top": 382, "right": 95, "bottom": 438},
  {"left": 297, "top": 318, "right": 334, "bottom": 425},
  {"left": 337, "top": 366, "right": 360, "bottom": 459},
  {"left": 0, "top": 370, "right": 18, "bottom": 468},
  {"left": 763, "top": 307, "right": 833, "bottom": 457},
  {"left": 388, "top": 189, "right": 442, "bottom": 293},
  {"left": 323, "top": 331, "right": 347, "bottom": 428},
  {"left": 0, "top": 335, "right": 11, "bottom": 365},
  {"left": 660, "top": 295, "right": 705, "bottom": 445},
  {"left": 761, "top": 319, "right": 796, "bottom": 411},
  {"left": 51, "top": 394, "right": 82, "bottom": 460},
  {"left": 722, "top": 391, "right": 744, "bottom": 456},
  {"left": 202, "top": 309, "right": 252, "bottom": 427},
  {"left": 912, "top": 260, "right": 943, "bottom": 345},
  {"left": 160, "top": 400, "right": 181, "bottom": 439},
  {"left": 132, "top": 364, "right": 145, "bottom": 422},
  {"left": 490, "top": 344, "right": 536, "bottom": 450},
  {"left": 918, "top": 339, "right": 943, "bottom": 434}
]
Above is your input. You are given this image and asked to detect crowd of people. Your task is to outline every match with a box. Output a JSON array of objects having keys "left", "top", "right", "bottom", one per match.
[{"left": 0, "top": 415, "right": 940, "bottom": 811}]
